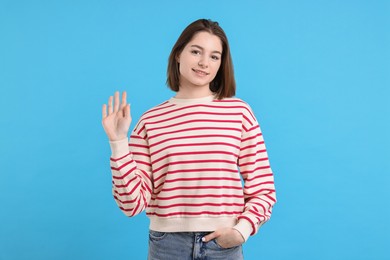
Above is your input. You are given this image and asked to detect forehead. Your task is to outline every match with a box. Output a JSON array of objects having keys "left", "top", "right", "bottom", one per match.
[{"left": 186, "top": 31, "right": 223, "bottom": 52}]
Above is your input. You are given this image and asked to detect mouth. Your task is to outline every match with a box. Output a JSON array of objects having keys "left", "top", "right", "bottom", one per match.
[{"left": 192, "top": 68, "right": 210, "bottom": 76}]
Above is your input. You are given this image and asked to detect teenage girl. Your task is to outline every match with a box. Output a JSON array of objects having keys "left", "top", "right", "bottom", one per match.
[{"left": 102, "top": 19, "right": 276, "bottom": 260}]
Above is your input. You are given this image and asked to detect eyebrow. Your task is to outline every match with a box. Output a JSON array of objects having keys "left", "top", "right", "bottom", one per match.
[{"left": 190, "top": 44, "right": 222, "bottom": 55}]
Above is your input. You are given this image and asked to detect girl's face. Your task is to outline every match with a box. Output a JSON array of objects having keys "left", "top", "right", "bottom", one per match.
[{"left": 177, "top": 31, "right": 222, "bottom": 91}]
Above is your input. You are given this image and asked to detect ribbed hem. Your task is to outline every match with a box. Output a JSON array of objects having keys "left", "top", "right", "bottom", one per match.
[
  {"left": 233, "top": 219, "right": 253, "bottom": 242},
  {"left": 109, "top": 138, "right": 129, "bottom": 158},
  {"left": 168, "top": 94, "right": 216, "bottom": 104},
  {"left": 149, "top": 216, "right": 238, "bottom": 233}
]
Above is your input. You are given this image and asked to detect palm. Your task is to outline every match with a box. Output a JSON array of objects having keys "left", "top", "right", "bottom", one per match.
[{"left": 102, "top": 91, "right": 132, "bottom": 141}]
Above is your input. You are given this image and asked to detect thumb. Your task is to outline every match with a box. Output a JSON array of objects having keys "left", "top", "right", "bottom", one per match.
[{"left": 202, "top": 231, "right": 219, "bottom": 242}]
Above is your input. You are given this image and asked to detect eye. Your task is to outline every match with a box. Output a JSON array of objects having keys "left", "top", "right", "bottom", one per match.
[
  {"left": 191, "top": 50, "right": 201, "bottom": 55},
  {"left": 211, "top": 55, "right": 220, "bottom": 61}
]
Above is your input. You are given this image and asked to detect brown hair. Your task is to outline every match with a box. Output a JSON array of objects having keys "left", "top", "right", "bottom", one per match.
[{"left": 166, "top": 19, "right": 236, "bottom": 99}]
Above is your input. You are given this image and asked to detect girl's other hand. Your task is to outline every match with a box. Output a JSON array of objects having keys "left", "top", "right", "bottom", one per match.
[{"left": 202, "top": 227, "right": 245, "bottom": 249}]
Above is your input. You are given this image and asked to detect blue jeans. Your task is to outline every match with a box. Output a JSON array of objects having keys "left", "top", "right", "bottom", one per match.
[{"left": 148, "top": 230, "right": 244, "bottom": 260}]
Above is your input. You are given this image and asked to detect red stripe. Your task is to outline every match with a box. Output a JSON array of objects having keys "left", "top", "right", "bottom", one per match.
[
  {"left": 135, "top": 103, "right": 172, "bottom": 130},
  {"left": 111, "top": 159, "right": 134, "bottom": 171},
  {"left": 245, "top": 188, "right": 276, "bottom": 196},
  {"left": 154, "top": 177, "right": 241, "bottom": 190},
  {"left": 248, "top": 125, "right": 260, "bottom": 132},
  {"left": 240, "top": 141, "right": 265, "bottom": 152},
  {"left": 132, "top": 152, "right": 150, "bottom": 157},
  {"left": 251, "top": 214, "right": 262, "bottom": 224},
  {"left": 165, "top": 177, "right": 241, "bottom": 182},
  {"left": 242, "top": 114, "right": 253, "bottom": 126},
  {"left": 239, "top": 166, "right": 271, "bottom": 175},
  {"left": 131, "top": 200, "right": 141, "bottom": 216},
  {"left": 242, "top": 133, "right": 262, "bottom": 143},
  {"left": 154, "top": 168, "right": 238, "bottom": 182},
  {"left": 148, "top": 126, "right": 241, "bottom": 140},
  {"left": 134, "top": 160, "right": 152, "bottom": 167},
  {"left": 264, "top": 193, "right": 277, "bottom": 203},
  {"left": 239, "top": 157, "right": 269, "bottom": 167},
  {"left": 114, "top": 175, "right": 138, "bottom": 188},
  {"left": 151, "top": 142, "right": 240, "bottom": 157},
  {"left": 161, "top": 185, "right": 243, "bottom": 192},
  {"left": 249, "top": 209, "right": 266, "bottom": 220},
  {"left": 152, "top": 150, "right": 239, "bottom": 165},
  {"left": 136, "top": 125, "right": 145, "bottom": 135},
  {"left": 249, "top": 202, "right": 267, "bottom": 217},
  {"left": 256, "top": 197, "right": 273, "bottom": 214},
  {"left": 150, "top": 134, "right": 241, "bottom": 148},
  {"left": 140, "top": 189, "right": 147, "bottom": 206},
  {"left": 148, "top": 119, "right": 242, "bottom": 132},
  {"left": 244, "top": 181, "right": 275, "bottom": 190},
  {"left": 130, "top": 135, "right": 144, "bottom": 140},
  {"left": 153, "top": 159, "right": 237, "bottom": 174},
  {"left": 110, "top": 152, "right": 131, "bottom": 162},
  {"left": 142, "top": 180, "right": 152, "bottom": 195},
  {"left": 139, "top": 169, "right": 152, "bottom": 183},
  {"left": 245, "top": 173, "right": 274, "bottom": 182},
  {"left": 146, "top": 211, "right": 243, "bottom": 217},
  {"left": 119, "top": 206, "right": 134, "bottom": 212},
  {"left": 239, "top": 149, "right": 267, "bottom": 160},
  {"left": 155, "top": 194, "right": 244, "bottom": 200},
  {"left": 113, "top": 195, "right": 137, "bottom": 204},
  {"left": 112, "top": 165, "right": 136, "bottom": 180},
  {"left": 115, "top": 180, "right": 141, "bottom": 196},
  {"left": 148, "top": 202, "right": 244, "bottom": 209},
  {"left": 129, "top": 143, "right": 149, "bottom": 149}
]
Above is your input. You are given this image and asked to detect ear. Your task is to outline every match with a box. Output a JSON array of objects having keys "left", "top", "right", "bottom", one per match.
[{"left": 176, "top": 55, "right": 180, "bottom": 63}]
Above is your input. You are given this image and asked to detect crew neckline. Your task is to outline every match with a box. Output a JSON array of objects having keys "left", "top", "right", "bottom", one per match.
[{"left": 168, "top": 94, "right": 216, "bottom": 104}]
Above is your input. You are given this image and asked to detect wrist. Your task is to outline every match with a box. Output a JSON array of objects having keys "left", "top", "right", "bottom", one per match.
[
  {"left": 109, "top": 138, "right": 129, "bottom": 158},
  {"left": 108, "top": 133, "right": 128, "bottom": 142}
]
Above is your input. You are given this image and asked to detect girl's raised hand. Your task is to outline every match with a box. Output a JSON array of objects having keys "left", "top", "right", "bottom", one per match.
[{"left": 102, "top": 91, "right": 131, "bottom": 141}]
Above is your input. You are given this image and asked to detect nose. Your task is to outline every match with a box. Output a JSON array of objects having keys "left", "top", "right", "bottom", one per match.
[{"left": 198, "top": 56, "right": 208, "bottom": 68}]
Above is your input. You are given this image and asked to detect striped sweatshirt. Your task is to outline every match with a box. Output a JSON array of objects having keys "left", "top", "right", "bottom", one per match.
[{"left": 109, "top": 94, "right": 276, "bottom": 241}]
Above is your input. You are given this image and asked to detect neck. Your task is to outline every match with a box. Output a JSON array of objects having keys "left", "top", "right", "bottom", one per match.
[{"left": 175, "top": 86, "right": 214, "bottom": 99}]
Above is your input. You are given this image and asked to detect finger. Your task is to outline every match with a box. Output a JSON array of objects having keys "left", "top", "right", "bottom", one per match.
[
  {"left": 124, "top": 104, "right": 131, "bottom": 118},
  {"left": 114, "top": 91, "right": 120, "bottom": 112},
  {"left": 108, "top": 96, "right": 113, "bottom": 115},
  {"left": 202, "top": 231, "right": 219, "bottom": 242},
  {"left": 102, "top": 104, "right": 107, "bottom": 119},
  {"left": 121, "top": 91, "right": 127, "bottom": 108}
]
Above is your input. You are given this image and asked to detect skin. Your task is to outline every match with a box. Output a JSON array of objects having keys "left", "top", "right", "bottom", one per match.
[{"left": 102, "top": 31, "right": 245, "bottom": 249}]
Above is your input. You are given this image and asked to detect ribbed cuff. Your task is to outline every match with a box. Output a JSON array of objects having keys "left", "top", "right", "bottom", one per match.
[
  {"left": 233, "top": 219, "right": 253, "bottom": 242},
  {"left": 109, "top": 138, "right": 129, "bottom": 158}
]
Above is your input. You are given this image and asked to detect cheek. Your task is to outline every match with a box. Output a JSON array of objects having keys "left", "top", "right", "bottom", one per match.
[{"left": 212, "top": 63, "right": 222, "bottom": 75}]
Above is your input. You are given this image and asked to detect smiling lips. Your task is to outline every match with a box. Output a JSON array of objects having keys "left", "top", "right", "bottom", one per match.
[{"left": 192, "top": 68, "right": 209, "bottom": 76}]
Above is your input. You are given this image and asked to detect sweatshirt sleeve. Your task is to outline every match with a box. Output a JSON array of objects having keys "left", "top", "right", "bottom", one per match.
[
  {"left": 109, "top": 124, "right": 153, "bottom": 217},
  {"left": 233, "top": 104, "right": 277, "bottom": 241}
]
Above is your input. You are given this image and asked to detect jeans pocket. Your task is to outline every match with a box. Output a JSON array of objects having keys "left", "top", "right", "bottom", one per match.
[
  {"left": 149, "top": 230, "right": 167, "bottom": 241},
  {"left": 213, "top": 238, "right": 227, "bottom": 249},
  {"left": 212, "top": 238, "right": 240, "bottom": 250}
]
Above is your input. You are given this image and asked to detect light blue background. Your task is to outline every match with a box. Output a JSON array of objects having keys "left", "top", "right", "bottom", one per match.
[{"left": 1, "top": 1, "right": 389, "bottom": 259}]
